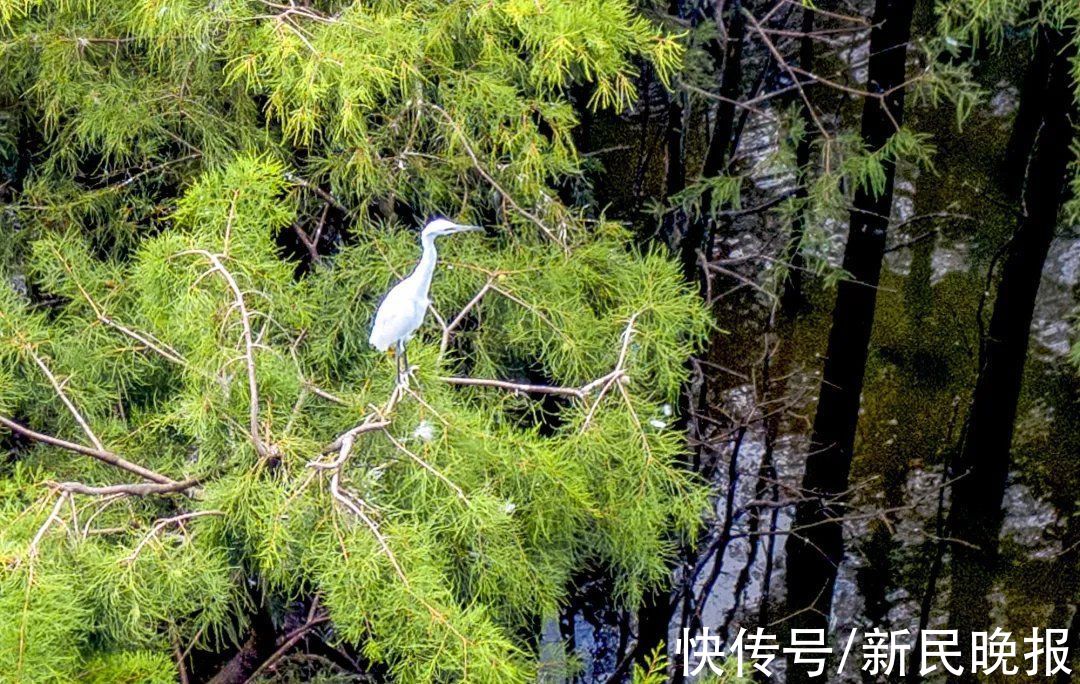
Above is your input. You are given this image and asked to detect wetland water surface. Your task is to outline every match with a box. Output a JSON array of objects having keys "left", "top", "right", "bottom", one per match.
[{"left": 564, "top": 52, "right": 1080, "bottom": 684}]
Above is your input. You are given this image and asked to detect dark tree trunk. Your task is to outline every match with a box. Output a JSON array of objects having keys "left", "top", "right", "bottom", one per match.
[
  {"left": 680, "top": 0, "right": 746, "bottom": 281},
  {"left": 784, "top": 0, "right": 916, "bottom": 661},
  {"left": 663, "top": 87, "right": 688, "bottom": 248},
  {"left": 780, "top": 5, "right": 816, "bottom": 316},
  {"left": 945, "top": 27, "right": 1077, "bottom": 684},
  {"left": 1000, "top": 12, "right": 1052, "bottom": 199}
]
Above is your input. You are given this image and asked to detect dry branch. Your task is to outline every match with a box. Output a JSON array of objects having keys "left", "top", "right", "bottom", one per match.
[
  {"left": 0, "top": 414, "right": 175, "bottom": 485},
  {"left": 181, "top": 250, "right": 269, "bottom": 458},
  {"left": 57, "top": 478, "right": 200, "bottom": 497}
]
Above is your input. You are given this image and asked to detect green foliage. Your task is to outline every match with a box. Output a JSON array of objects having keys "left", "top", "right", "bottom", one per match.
[
  {"left": 80, "top": 651, "right": 176, "bottom": 684},
  {"left": 629, "top": 645, "right": 752, "bottom": 684},
  {"left": 0, "top": 1, "right": 710, "bottom": 678}
]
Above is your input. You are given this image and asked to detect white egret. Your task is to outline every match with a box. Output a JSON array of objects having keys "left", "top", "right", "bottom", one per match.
[{"left": 369, "top": 217, "right": 483, "bottom": 382}]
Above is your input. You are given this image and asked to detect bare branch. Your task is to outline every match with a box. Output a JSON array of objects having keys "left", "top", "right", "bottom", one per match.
[
  {"left": 57, "top": 478, "right": 199, "bottom": 497},
  {"left": 440, "top": 276, "right": 496, "bottom": 356},
  {"left": 286, "top": 172, "right": 347, "bottom": 211},
  {"left": 438, "top": 376, "right": 585, "bottom": 399},
  {"left": 581, "top": 313, "right": 638, "bottom": 429},
  {"left": 21, "top": 492, "right": 69, "bottom": 565},
  {"left": 317, "top": 418, "right": 392, "bottom": 461},
  {"left": 181, "top": 250, "right": 268, "bottom": 458},
  {"left": 742, "top": 8, "right": 832, "bottom": 146},
  {"left": 0, "top": 414, "right": 175, "bottom": 485}
]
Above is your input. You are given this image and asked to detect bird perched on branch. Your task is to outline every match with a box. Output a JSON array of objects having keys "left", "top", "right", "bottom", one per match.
[{"left": 369, "top": 217, "right": 483, "bottom": 383}]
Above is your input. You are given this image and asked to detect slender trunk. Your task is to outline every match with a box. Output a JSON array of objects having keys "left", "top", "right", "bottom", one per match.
[
  {"left": 1000, "top": 15, "right": 1051, "bottom": 199},
  {"left": 681, "top": 0, "right": 746, "bottom": 281},
  {"left": 945, "top": 27, "right": 1076, "bottom": 684},
  {"left": 784, "top": 0, "right": 916, "bottom": 659},
  {"left": 780, "top": 5, "right": 816, "bottom": 315},
  {"left": 663, "top": 88, "right": 688, "bottom": 248}
]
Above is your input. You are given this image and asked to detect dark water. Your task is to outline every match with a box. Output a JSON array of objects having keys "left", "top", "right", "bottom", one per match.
[{"left": 562, "top": 31, "right": 1080, "bottom": 684}]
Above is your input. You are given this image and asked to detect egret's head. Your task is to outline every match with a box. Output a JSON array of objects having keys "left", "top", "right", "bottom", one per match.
[{"left": 421, "top": 217, "right": 483, "bottom": 239}]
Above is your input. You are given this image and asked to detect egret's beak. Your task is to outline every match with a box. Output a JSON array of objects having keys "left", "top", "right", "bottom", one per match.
[{"left": 451, "top": 224, "right": 484, "bottom": 234}]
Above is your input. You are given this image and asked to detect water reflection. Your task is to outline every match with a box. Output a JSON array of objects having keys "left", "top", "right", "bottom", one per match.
[{"left": 568, "top": 50, "right": 1078, "bottom": 684}]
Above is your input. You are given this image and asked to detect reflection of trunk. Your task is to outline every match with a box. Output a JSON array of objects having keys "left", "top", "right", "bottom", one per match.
[
  {"left": 784, "top": 0, "right": 915, "bottom": 654},
  {"left": 780, "top": 6, "right": 816, "bottom": 316},
  {"left": 681, "top": 0, "right": 745, "bottom": 281},
  {"left": 729, "top": 319, "right": 795, "bottom": 633},
  {"left": 945, "top": 28, "right": 1076, "bottom": 684}
]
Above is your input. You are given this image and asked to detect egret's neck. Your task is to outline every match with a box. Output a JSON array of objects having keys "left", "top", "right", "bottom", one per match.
[{"left": 412, "top": 233, "right": 438, "bottom": 299}]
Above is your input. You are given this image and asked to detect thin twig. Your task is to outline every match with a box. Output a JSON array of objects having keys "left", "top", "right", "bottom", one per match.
[
  {"left": 426, "top": 103, "right": 567, "bottom": 250},
  {"left": 57, "top": 478, "right": 199, "bottom": 497},
  {"left": 381, "top": 429, "right": 467, "bottom": 502},
  {"left": 439, "top": 276, "right": 496, "bottom": 356},
  {"left": 329, "top": 471, "right": 409, "bottom": 584},
  {"left": 122, "top": 511, "right": 222, "bottom": 564},
  {"left": 22, "top": 492, "right": 69, "bottom": 564},
  {"left": 29, "top": 351, "right": 105, "bottom": 451},
  {"left": 241, "top": 614, "right": 332, "bottom": 684},
  {"left": 49, "top": 245, "right": 188, "bottom": 365},
  {"left": 743, "top": 9, "right": 831, "bottom": 145}
]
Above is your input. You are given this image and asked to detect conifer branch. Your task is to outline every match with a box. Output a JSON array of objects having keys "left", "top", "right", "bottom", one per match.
[
  {"left": 0, "top": 414, "right": 176, "bottom": 485},
  {"left": 381, "top": 429, "right": 467, "bottom": 502},
  {"left": 426, "top": 103, "right": 568, "bottom": 251},
  {"left": 121, "top": 510, "right": 223, "bottom": 564},
  {"left": 49, "top": 245, "right": 188, "bottom": 366},
  {"left": 28, "top": 350, "right": 105, "bottom": 451},
  {"left": 179, "top": 250, "right": 269, "bottom": 458},
  {"left": 490, "top": 284, "right": 572, "bottom": 341}
]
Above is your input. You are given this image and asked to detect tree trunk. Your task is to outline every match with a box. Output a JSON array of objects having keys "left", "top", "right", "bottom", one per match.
[
  {"left": 680, "top": 0, "right": 746, "bottom": 281},
  {"left": 784, "top": 0, "right": 916, "bottom": 656},
  {"left": 780, "top": 5, "right": 816, "bottom": 316},
  {"left": 945, "top": 26, "right": 1076, "bottom": 684}
]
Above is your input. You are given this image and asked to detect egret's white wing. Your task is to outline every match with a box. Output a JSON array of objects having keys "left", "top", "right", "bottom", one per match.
[{"left": 369, "top": 280, "right": 426, "bottom": 351}]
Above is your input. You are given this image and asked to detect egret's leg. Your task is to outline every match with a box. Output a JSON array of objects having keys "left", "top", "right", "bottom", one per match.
[
  {"left": 396, "top": 341, "right": 407, "bottom": 386},
  {"left": 401, "top": 343, "right": 411, "bottom": 382}
]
